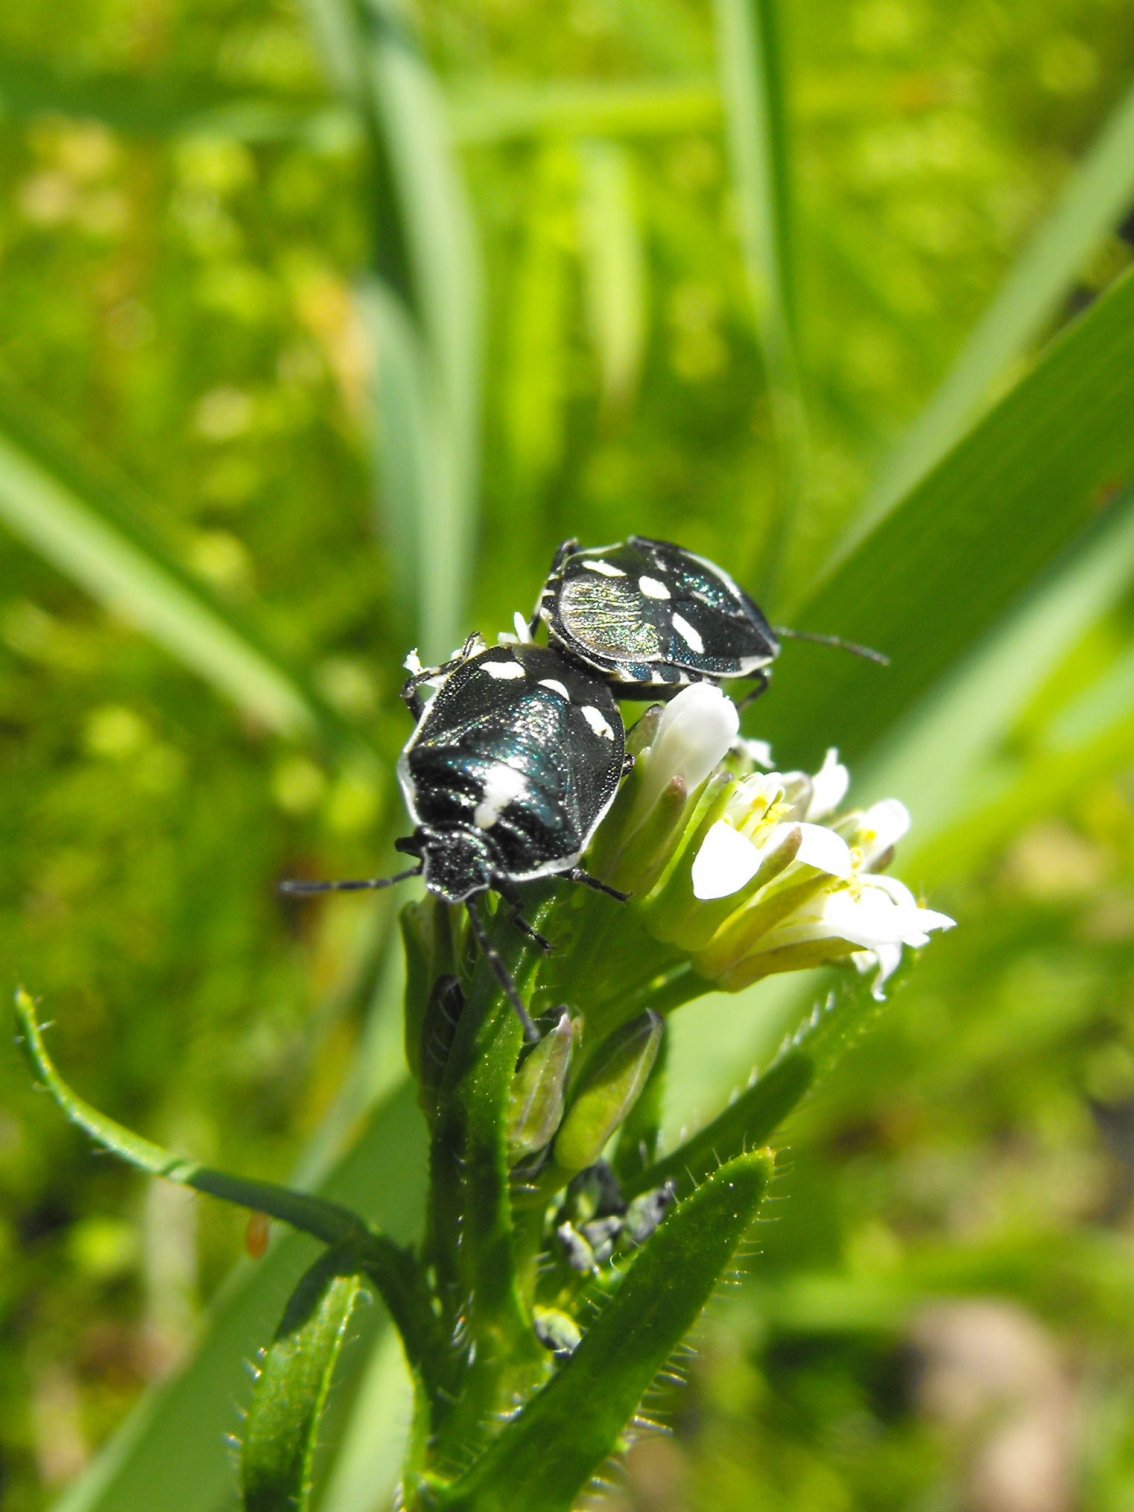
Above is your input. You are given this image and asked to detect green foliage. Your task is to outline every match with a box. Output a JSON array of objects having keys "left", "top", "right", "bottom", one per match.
[
  {"left": 242, "top": 1253, "right": 365, "bottom": 1512},
  {"left": 3, "top": 0, "right": 1134, "bottom": 1508}
]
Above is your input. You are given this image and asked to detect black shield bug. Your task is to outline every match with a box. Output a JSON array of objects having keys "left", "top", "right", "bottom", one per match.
[
  {"left": 532, "top": 535, "right": 885, "bottom": 702},
  {"left": 283, "top": 636, "right": 629, "bottom": 1040}
]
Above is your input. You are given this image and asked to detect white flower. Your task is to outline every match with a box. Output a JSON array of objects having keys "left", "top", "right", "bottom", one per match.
[
  {"left": 734, "top": 736, "right": 775, "bottom": 769},
  {"left": 758, "top": 874, "right": 954, "bottom": 996},
  {"left": 850, "top": 799, "right": 910, "bottom": 866},
  {"left": 631, "top": 684, "right": 739, "bottom": 823},
  {"left": 692, "top": 817, "right": 852, "bottom": 900},
  {"left": 638, "top": 742, "right": 954, "bottom": 994},
  {"left": 803, "top": 748, "right": 849, "bottom": 821}
]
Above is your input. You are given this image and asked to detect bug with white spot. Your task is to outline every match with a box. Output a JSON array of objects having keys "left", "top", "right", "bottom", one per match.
[
  {"left": 533, "top": 535, "right": 887, "bottom": 702},
  {"left": 283, "top": 636, "right": 629, "bottom": 1040}
]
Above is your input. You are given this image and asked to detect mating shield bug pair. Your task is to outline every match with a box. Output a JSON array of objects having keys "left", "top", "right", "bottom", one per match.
[{"left": 283, "top": 538, "right": 885, "bottom": 1038}]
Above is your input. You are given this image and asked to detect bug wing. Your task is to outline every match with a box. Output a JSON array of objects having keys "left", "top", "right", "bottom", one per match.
[{"left": 631, "top": 536, "right": 779, "bottom": 676}]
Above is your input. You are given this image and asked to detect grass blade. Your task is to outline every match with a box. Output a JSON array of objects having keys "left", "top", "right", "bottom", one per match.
[
  {"left": 855, "top": 80, "right": 1134, "bottom": 549},
  {"left": 0, "top": 386, "right": 366, "bottom": 755},
  {"left": 578, "top": 142, "right": 648, "bottom": 416},
  {"left": 856, "top": 490, "right": 1134, "bottom": 836},
  {"left": 714, "top": 0, "right": 803, "bottom": 593},
  {"left": 760, "top": 267, "right": 1134, "bottom": 768},
  {"left": 302, "top": 0, "right": 482, "bottom": 661}
]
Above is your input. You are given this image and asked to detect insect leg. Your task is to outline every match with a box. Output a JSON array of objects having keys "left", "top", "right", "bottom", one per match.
[
  {"left": 737, "top": 669, "right": 772, "bottom": 711},
  {"left": 400, "top": 633, "right": 487, "bottom": 720},
  {"left": 465, "top": 895, "right": 540, "bottom": 1043},
  {"left": 494, "top": 879, "right": 554, "bottom": 954},
  {"left": 563, "top": 868, "right": 630, "bottom": 903}
]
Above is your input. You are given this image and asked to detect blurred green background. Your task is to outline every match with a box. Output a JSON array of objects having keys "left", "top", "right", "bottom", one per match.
[{"left": 3, "top": 0, "right": 1134, "bottom": 1508}]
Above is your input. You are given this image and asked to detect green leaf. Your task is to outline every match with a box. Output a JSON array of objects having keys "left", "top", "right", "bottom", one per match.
[
  {"left": 0, "top": 384, "right": 368, "bottom": 757},
  {"left": 762, "top": 267, "right": 1134, "bottom": 767},
  {"left": 627, "top": 967, "right": 885, "bottom": 1200},
  {"left": 714, "top": 0, "right": 804, "bottom": 591},
  {"left": 578, "top": 142, "right": 648, "bottom": 414},
  {"left": 14, "top": 991, "right": 426, "bottom": 1363},
  {"left": 906, "top": 549, "right": 1134, "bottom": 884},
  {"left": 302, "top": 0, "right": 482, "bottom": 660},
  {"left": 242, "top": 1252, "right": 366, "bottom": 1512},
  {"left": 857, "top": 489, "right": 1134, "bottom": 837},
  {"left": 51, "top": 1073, "right": 425, "bottom": 1512},
  {"left": 433, "top": 1150, "right": 774, "bottom": 1512},
  {"left": 864, "top": 81, "right": 1134, "bottom": 532}
]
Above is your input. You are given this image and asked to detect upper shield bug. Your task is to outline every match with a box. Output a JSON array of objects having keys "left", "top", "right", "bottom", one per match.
[
  {"left": 283, "top": 636, "right": 628, "bottom": 1041},
  {"left": 532, "top": 535, "right": 886, "bottom": 702}
]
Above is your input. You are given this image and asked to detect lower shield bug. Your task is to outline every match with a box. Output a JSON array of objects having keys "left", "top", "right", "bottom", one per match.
[
  {"left": 283, "top": 637, "right": 628, "bottom": 1040},
  {"left": 532, "top": 535, "right": 886, "bottom": 702}
]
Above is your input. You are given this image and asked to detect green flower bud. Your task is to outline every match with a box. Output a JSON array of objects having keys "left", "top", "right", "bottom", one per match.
[
  {"left": 554, "top": 1011, "right": 663, "bottom": 1175},
  {"left": 506, "top": 1011, "right": 573, "bottom": 1164}
]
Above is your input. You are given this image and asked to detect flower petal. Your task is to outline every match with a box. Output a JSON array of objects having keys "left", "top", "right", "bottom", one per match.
[
  {"left": 805, "top": 748, "right": 849, "bottom": 820},
  {"left": 736, "top": 737, "right": 775, "bottom": 769},
  {"left": 692, "top": 821, "right": 763, "bottom": 900},
  {"left": 794, "top": 822, "right": 853, "bottom": 879},
  {"left": 635, "top": 684, "right": 740, "bottom": 817},
  {"left": 857, "top": 798, "right": 911, "bottom": 864}
]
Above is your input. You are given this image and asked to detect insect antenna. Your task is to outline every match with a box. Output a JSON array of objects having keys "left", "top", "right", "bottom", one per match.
[
  {"left": 279, "top": 865, "right": 423, "bottom": 895},
  {"left": 464, "top": 895, "right": 540, "bottom": 1044},
  {"left": 774, "top": 627, "right": 890, "bottom": 666}
]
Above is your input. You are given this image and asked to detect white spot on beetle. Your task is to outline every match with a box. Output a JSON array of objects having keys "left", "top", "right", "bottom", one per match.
[
  {"left": 583, "top": 560, "right": 626, "bottom": 577},
  {"left": 638, "top": 575, "right": 671, "bottom": 600},
  {"left": 581, "top": 706, "right": 616, "bottom": 740},
  {"left": 481, "top": 658, "right": 526, "bottom": 680},
  {"left": 672, "top": 613, "right": 705, "bottom": 654},
  {"left": 539, "top": 678, "right": 571, "bottom": 699},
  {"left": 474, "top": 764, "right": 528, "bottom": 829}
]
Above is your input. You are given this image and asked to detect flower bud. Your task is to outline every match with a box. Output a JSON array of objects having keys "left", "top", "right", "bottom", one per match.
[
  {"left": 506, "top": 1011, "right": 573, "bottom": 1164},
  {"left": 554, "top": 1011, "right": 663, "bottom": 1175}
]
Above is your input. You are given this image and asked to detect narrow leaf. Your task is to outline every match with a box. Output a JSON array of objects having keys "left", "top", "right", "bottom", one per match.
[
  {"left": 242, "top": 1252, "right": 365, "bottom": 1512},
  {"left": 14, "top": 992, "right": 423, "bottom": 1351},
  {"left": 434, "top": 1150, "right": 774, "bottom": 1512},
  {"left": 302, "top": 0, "right": 482, "bottom": 660},
  {"left": 578, "top": 142, "right": 647, "bottom": 413},
  {"left": 51, "top": 1077, "right": 425, "bottom": 1512},
  {"left": 714, "top": 0, "right": 804, "bottom": 591},
  {"left": 627, "top": 968, "right": 884, "bottom": 1199},
  {"left": 856, "top": 489, "right": 1134, "bottom": 836},
  {"left": 761, "top": 267, "right": 1134, "bottom": 767},
  {"left": 864, "top": 81, "right": 1134, "bottom": 534},
  {"left": 0, "top": 387, "right": 365, "bottom": 754}
]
